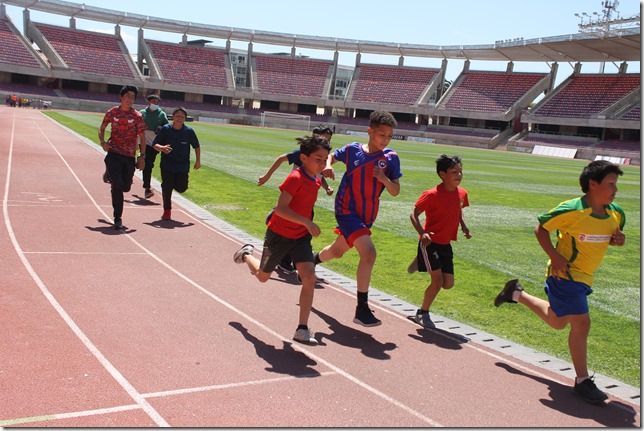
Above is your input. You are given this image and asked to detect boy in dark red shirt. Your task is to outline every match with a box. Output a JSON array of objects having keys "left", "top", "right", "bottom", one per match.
[
  {"left": 233, "top": 135, "right": 332, "bottom": 345},
  {"left": 409, "top": 154, "right": 471, "bottom": 329}
]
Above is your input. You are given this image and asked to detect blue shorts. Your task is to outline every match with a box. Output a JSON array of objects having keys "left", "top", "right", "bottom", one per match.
[
  {"left": 544, "top": 276, "right": 593, "bottom": 317},
  {"left": 334, "top": 214, "right": 372, "bottom": 248}
]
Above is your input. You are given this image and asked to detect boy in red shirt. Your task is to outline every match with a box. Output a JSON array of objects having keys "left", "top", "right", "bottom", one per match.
[
  {"left": 409, "top": 154, "right": 471, "bottom": 329},
  {"left": 233, "top": 135, "right": 332, "bottom": 345}
]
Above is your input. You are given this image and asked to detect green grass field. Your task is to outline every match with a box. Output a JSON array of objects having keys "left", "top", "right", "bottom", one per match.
[{"left": 45, "top": 110, "right": 641, "bottom": 387}]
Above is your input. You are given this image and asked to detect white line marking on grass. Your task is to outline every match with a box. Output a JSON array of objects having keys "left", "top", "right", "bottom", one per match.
[
  {"left": 31, "top": 116, "right": 444, "bottom": 427},
  {"left": 2, "top": 114, "right": 170, "bottom": 427}
]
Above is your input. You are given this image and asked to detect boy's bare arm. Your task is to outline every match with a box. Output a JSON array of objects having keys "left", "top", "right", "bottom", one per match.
[
  {"left": 322, "top": 154, "right": 337, "bottom": 180},
  {"left": 274, "top": 191, "right": 321, "bottom": 237},
  {"left": 535, "top": 224, "right": 569, "bottom": 277},
  {"left": 459, "top": 212, "right": 472, "bottom": 239},
  {"left": 410, "top": 207, "right": 432, "bottom": 245},
  {"left": 373, "top": 169, "right": 400, "bottom": 196},
  {"left": 258, "top": 154, "right": 288, "bottom": 186}
]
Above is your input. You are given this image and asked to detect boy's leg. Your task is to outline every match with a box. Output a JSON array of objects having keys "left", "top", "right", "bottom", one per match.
[
  {"left": 567, "top": 313, "right": 591, "bottom": 378},
  {"left": 317, "top": 234, "right": 350, "bottom": 263},
  {"left": 295, "top": 261, "right": 316, "bottom": 326},
  {"left": 353, "top": 235, "right": 377, "bottom": 294}
]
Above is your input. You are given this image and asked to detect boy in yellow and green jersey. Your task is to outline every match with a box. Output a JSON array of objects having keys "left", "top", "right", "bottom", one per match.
[{"left": 494, "top": 160, "right": 625, "bottom": 405}]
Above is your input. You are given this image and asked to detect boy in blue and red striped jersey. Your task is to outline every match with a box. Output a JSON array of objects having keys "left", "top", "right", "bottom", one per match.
[{"left": 316, "top": 111, "right": 402, "bottom": 327}]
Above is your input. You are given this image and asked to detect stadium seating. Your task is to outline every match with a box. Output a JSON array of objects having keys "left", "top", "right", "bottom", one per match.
[
  {"left": 444, "top": 71, "right": 546, "bottom": 112},
  {"left": 0, "top": 19, "right": 43, "bottom": 68},
  {"left": 532, "top": 74, "right": 640, "bottom": 118},
  {"left": 254, "top": 54, "right": 332, "bottom": 97},
  {"left": 145, "top": 40, "right": 229, "bottom": 89},
  {"left": 351, "top": 64, "right": 438, "bottom": 105},
  {"left": 620, "top": 104, "right": 640, "bottom": 121},
  {"left": 33, "top": 23, "right": 134, "bottom": 78}
]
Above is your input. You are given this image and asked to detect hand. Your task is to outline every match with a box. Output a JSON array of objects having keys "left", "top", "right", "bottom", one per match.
[
  {"left": 420, "top": 232, "right": 434, "bottom": 246},
  {"left": 100, "top": 141, "right": 110, "bottom": 151},
  {"left": 609, "top": 227, "right": 625, "bottom": 246},
  {"left": 257, "top": 175, "right": 269, "bottom": 186},
  {"left": 372, "top": 166, "right": 386, "bottom": 183},
  {"left": 462, "top": 227, "right": 472, "bottom": 239},
  {"left": 549, "top": 253, "right": 571, "bottom": 278},
  {"left": 161, "top": 145, "right": 172, "bottom": 154},
  {"left": 325, "top": 187, "right": 334, "bottom": 196},
  {"left": 322, "top": 166, "right": 335, "bottom": 180},
  {"left": 136, "top": 156, "right": 145, "bottom": 170},
  {"left": 307, "top": 221, "right": 321, "bottom": 237},
  {"left": 193, "top": 161, "right": 201, "bottom": 170}
]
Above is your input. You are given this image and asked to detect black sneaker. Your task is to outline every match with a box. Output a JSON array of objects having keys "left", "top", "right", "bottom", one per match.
[
  {"left": 494, "top": 279, "right": 524, "bottom": 307},
  {"left": 573, "top": 377, "right": 608, "bottom": 404},
  {"left": 113, "top": 218, "right": 122, "bottom": 230},
  {"left": 276, "top": 257, "right": 296, "bottom": 274},
  {"left": 353, "top": 303, "right": 382, "bottom": 327}
]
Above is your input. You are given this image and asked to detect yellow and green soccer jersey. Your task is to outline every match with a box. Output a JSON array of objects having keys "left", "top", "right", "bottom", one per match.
[{"left": 537, "top": 197, "right": 625, "bottom": 286}]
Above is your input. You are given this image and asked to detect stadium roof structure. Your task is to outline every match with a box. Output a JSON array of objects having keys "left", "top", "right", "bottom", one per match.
[{"left": 2, "top": 0, "right": 640, "bottom": 63}]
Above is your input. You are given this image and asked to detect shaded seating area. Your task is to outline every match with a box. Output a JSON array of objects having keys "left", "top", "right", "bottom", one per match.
[
  {"left": 443, "top": 71, "right": 546, "bottom": 112},
  {"left": 620, "top": 104, "right": 640, "bottom": 121},
  {"left": 33, "top": 23, "right": 134, "bottom": 78},
  {"left": 0, "top": 19, "right": 43, "bottom": 68},
  {"left": 145, "top": 40, "right": 229, "bottom": 89},
  {"left": 351, "top": 64, "right": 438, "bottom": 105},
  {"left": 531, "top": 73, "right": 640, "bottom": 118},
  {"left": 254, "top": 54, "right": 332, "bottom": 97}
]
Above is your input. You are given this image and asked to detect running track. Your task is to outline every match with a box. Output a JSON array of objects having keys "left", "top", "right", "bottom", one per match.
[{"left": 0, "top": 106, "right": 639, "bottom": 427}]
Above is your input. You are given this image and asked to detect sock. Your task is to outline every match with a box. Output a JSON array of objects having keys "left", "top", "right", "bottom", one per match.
[
  {"left": 297, "top": 324, "right": 308, "bottom": 331},
  {"left": 357, "top": 291, "right": 368, "bottom": 305},
  {"left": 313, "top": 252, "right": 322, "bottom": 265},
  {"left": 512, "top": 290, "right": 522, "bottom": 302},
  {"left": 576, "top": 376, "right": 589, "bottom": 384}
]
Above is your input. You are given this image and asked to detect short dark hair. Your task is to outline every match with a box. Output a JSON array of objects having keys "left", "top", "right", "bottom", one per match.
[
  {"left": 147, "top": 94, "right": 161, "bottom": 101},
  {"left": 436, "top": 154, "right": 462, "bottom": 175},
  {"left": 369, "top": 111, "right": 397, "bottom": 128},
  {"left": 172, "top": 106, "right": 188, "bottom": 117},
  {"left": 313, "top": 125, "right": 333, "bottom": 137},
  {"left": 579, "top": 160, "right": 623, "bottom": 193},
  {"left": 296, "top": 135, "right": 332, "bottom": 156},
  {"left": 119, "top": 85, "right": 138, "bottom": 98}
]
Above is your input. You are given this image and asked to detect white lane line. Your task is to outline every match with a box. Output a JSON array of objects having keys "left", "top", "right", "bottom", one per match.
[
  {"left": 30, "top": 119, "right": 444, "bottom": 427},
  {"left": 2, "top": 114, "right": 170, "bottom": 427},
  {"left": 142, "top": 372, "right": 337, "bottom": 398}
]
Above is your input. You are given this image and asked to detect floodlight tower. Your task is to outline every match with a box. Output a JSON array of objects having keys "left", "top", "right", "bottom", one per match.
[{"left": 574, "top": 0, "right": 640, "bottom": 72}]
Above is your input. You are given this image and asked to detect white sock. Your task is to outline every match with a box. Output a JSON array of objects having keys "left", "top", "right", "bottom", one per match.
[
  {"left": 512, "top": 290, "right": 522, "bottom": 302},
  {"left": 576, "top": 376, "right": 589, "bottom": 384}
]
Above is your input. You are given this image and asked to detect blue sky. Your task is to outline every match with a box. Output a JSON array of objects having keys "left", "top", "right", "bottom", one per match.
[{"left": 3, "top": 0, "right": 641, "bottom": 83}]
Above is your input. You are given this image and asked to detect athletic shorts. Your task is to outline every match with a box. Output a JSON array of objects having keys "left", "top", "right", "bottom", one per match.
[
  {"left": 334, "top": 214, "right": 372, "bottom": 247},
  {"left": 544, "top": 276, "right": 593, "bottom": 317},
  {"left": 259, "top": 228, "right": 313, "bottom": 273},
  {"left": 417, "top": 242, "right": 454, "bottom": 274}
]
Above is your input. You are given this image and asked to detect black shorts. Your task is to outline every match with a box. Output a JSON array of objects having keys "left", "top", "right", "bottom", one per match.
[
  {"left": 259, "top": 228, "right": 314, "bottom": 273},
  {"left": 416, "top": 241, "right": 454, "bottom": 274}
]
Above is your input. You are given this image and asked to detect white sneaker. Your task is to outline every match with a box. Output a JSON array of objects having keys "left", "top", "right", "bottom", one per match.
[
  {"left": 293, "top": 328, "right": 317, "bottom": 344},
  {"left": 233, "top": 244, "right": 254, "bottom": 264}
]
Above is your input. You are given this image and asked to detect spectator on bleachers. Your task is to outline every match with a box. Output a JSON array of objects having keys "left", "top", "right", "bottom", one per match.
[{"left": 140, "top": 94, "right": 169, "bottom": 199}]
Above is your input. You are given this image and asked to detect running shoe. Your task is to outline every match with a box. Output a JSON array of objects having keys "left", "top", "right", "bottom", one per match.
[
  {"left": 233, "top": 244, "right": 254, "bottom": 264},
  {"left": 293, "top": 328, "right": 318, "bottom": 345},
  {"left": 145, "top": 188, "right": 154, "bottom": 199},
  {"left": 411, "top": 309, "right": 436, "bottom": 329},
  {"left": 353, "top": 303, "right": 382, "bottom": 327},
  {"left": 494, "top": 279, "right": 524, "bottom": 307},
  {"left": 573, "top": 376, "right": 608, "bottom": 404}
]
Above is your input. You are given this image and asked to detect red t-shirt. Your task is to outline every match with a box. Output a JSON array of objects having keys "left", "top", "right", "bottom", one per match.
[
  {"left": 267, "top": 168, "right": 321, "bottom": 239},
  {"left": 101, "top": 106, "right": 146, "bottom": 157},
  {"left": 414, "top": 183, "right": 469, "bottom": 244}
]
